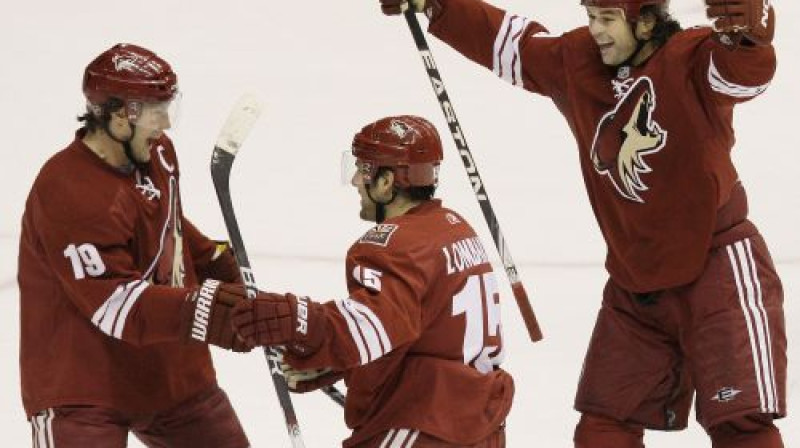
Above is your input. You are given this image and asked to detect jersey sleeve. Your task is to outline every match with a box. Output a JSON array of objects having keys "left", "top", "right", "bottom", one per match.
[
  {"left": 428, "top": 0, "right": 568, "bottom": 98},
  {"left": 287, "top": 238, "right": 431, "bottom": 372},
  {"left": 694, "top": 33, "right": 776, "bottom": 107},
  {"left": 27, "top": 181, "right": 189, "bottom": 347}
]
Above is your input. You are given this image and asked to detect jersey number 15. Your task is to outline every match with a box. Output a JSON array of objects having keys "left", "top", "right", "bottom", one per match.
[{"left": 453, "top": 272, "right": 504, "bottom": 374}]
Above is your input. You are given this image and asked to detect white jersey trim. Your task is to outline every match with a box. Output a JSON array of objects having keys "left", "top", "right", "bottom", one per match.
[
  {"left": 379, "top": 428, "right": 421, "bottom": 448},
  {"left": 335, "top": 297, "right": 392, "bottom": 365},
  {"left": 31, "top": 408, "right": 54, "bottom": 448},
  {"left": 91, "top": 280, "right": 149, "bottom": 339},
  {"left": 708, "top": 53, "right": 770, "bottom": 98},
  {"left": 493, "top": 13, "right": 530, "bottom": 87},
  {"left": 726, "top": 239, "right": 779, "bottom": 414}
]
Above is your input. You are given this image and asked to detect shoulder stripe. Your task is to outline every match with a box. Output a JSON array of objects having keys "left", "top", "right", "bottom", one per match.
[{"left": 708, "top": 53, "right": 770, "bottom": 98}]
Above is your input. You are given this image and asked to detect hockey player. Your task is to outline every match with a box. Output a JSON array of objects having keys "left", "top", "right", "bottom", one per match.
[
  {"left": 229, "top": 115, "right": 513, "bottom": 447},
  {"left": 18, "top": 43, "right": 253, "bottom": 447},
  {"left": 376, "top": 0, "right": 786, "bottom": 447}
]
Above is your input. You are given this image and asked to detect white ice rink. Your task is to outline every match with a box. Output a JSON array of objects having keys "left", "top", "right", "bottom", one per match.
[{"left": 2, "top": 0, "right": 798, "bottom": 446}]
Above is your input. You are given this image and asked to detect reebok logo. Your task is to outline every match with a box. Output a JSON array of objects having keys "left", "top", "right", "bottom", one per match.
[
  {"left": 191, "top": 279, "right": 220, "bottom": 341},
  {"left": 296, "top": 296, "right": 310, "bottom": 335}
]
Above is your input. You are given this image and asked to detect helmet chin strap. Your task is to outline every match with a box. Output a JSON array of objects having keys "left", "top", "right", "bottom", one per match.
[
  {"left": 103, "top": 120, "right": 144, "bottom": 173},
  {"left": 366, "top": 185, "right": 398, "bottom": 224}
]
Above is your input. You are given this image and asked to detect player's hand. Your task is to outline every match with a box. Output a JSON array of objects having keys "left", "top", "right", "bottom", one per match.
[
  {"left": 274, "top": 351, "right": 344, "bottom": 393},
  {"left": 380, "top": 0, "right": 426, "bottom": 15},
  {"left": 202, "top": 241, "right": 243, "bottom": 284},
  {"left": 706, "top": 0, "right": 775, "bottom": 46},
  {"left": 182, "top": 279, "right": 253, "bottom": 352},
  {"left": 231, "top": 292, "right": 326, "bottom": 357}
]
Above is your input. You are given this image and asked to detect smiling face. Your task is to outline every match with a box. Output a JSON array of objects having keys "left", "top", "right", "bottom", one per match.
[
  {"left": 586, "top": 6, "right": 639, "bottom": 66},
  {"left": 128, "top": 101, "right": 173, "bottom": 162},
  {"left": 351, "top": 161, "right": 378, "bottom": 222}
]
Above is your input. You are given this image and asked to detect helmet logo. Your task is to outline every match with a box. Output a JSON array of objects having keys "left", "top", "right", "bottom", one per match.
[
  {"left": 112, "top": 51, "right": 163, "bottom": 76},
  {"left": 389, "top": 120, "right": 411, "bottom": 139}
]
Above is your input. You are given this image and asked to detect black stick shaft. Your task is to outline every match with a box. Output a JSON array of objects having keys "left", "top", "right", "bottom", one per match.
[{"left": 403, "top": 10, "right": 542, "bottom": 341}]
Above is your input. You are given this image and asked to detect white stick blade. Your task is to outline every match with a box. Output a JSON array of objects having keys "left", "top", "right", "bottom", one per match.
[{"left": 215, "top": 93, "right": 264, "bottom": 155}]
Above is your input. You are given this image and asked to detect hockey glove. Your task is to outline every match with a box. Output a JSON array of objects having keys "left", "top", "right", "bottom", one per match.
[
  {"left": 199, "top": 241, "right": 243, "bottom": 285},
  {"left": 706, "top": 0, "right": 775, "bottom": 46},
  {"left": 274, "top": 351, "right": 344, "bottom": 394},
  {"left": 182, "top": 279, "right": 253, "bottom": 352},
  {"left": 380, "top": 0, "right": 441, "bottom": 19},
  {"left": 231, "top": 292, "right": 326, "bottom": 357}
]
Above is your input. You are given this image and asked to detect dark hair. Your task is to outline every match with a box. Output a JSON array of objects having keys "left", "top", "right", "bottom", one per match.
[
  {"left": 77, "top": 97, "right": 125, "bottom": 133},
  {"left": 375, "top": 167, "right": 437, "bottom": 201},
  {"left": 641, "top": 5, "right": 682, "bottom": 46}
]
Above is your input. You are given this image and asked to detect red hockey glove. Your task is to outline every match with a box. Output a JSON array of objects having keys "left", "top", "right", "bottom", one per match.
[
  {"left": 182, "top": 279, "right": 253, "bottom": 352},
  {"left": 199, "top": 242, "right": 243, "bottom": 285},
  {"left": 706, "top": 0, "right": 775, "bottom": 46},
  {"left": 231, "top": 292, "right": 326, "bottom": 357}
]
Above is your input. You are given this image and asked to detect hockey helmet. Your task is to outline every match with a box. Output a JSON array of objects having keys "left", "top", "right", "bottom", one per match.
[
  {"left": 581, "top": 0, "right": 667, "bottom": 21},
  {"left": 351, "top": 115, "right": 443, "bottom": 188}
]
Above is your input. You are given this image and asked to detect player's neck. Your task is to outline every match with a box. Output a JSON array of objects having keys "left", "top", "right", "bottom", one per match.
[
  {"left": 383, "top": 197, "right": 424, "bottom": 220},
  {"left": 630, "top": 40, "right": 659, "bottom": 66},
  {"left": 82, "top": 130, "right": 128, "bottom": 169}
]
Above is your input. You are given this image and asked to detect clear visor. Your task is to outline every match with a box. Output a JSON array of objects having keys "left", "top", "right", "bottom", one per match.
[
  {"left": 129, "top": 91, "right": 183, "bottom": 131},
  {"left": 341, "top": 150, "right": 358, "bottom": 186}
]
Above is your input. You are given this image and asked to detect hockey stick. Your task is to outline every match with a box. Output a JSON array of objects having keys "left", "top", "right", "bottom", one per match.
[
  {"left": 210, "top": 95, "right": 344, "bottom": 447},
  {"left": 402, "top": 10, "right": 543, "bottom": 342},
  {"left": 210, "top": 95, "right": 346, "bottom": 409}
]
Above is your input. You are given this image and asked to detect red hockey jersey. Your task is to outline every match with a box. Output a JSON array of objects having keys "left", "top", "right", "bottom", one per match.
[
  {"left": 18, "top": 130, "right": 224, "bottom": 417},
  {"left": 286, "top": 200, "right": 513, "bottom": 446},
  {"left": 428, "top": 0, "right": 776, "bottom": 292}
]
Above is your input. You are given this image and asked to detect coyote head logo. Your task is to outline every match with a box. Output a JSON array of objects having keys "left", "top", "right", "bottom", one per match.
[{"left": 590, "top": 77, "right": 667, "bottom": 203}]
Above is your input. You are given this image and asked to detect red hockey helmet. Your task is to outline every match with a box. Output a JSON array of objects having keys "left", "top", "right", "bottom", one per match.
[
  {"left": 352, "top": 115, "right": 443, "bottom": 188},
  {"left": 581, "top": 0, "right": 667, "bottom": 21},
  {"left": 83, "top": 43, "right": 178, "bottom": 106}
]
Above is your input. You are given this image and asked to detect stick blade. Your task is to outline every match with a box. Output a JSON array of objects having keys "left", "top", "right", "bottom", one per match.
[{"left": 215, "top": 93, "right": 264, "bottom": 156}]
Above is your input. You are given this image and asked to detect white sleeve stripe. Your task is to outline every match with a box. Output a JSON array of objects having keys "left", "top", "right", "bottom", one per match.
[
  {"left": 493, "top": 14, "right": 529, "bottom": 87},
  {"left": 404, "top": 430, "right": 420, "bottom": 447},
  {"left": 379, "top": 429, "right": 397, "bottom": 448},
  {"left": 389, "top": 429, "right": 410, "bottom": 448},
  {"left": 493, "top": 14, "right": 515, "bottom": 80},
  {"left": 112, "top": 281, "right": 149, "bottom": 338},
  {"left": 91, "top": 280, "right": 149, "bottom": 339},
  {"left": 335, "top": 298, "right": 370, "bottom": 364},
  {"left": 708, "top": 53, "right": 770, "bottom": 98},
  {"left": 340, "top": 298, "right": 386, "bottom": 362},
  {"left": 349, "top": 300, "right": 392, "bottom": 354}
]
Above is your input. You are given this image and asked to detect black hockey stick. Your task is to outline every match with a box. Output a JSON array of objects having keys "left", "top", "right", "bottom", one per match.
[
  {"left": 210, "top": 95, "right": 344, "bottom": 447},
  {"left": 210, "top": 95, "right": 346, "bottom": 409},
  {"left": 403, "top": 10, "right": 543, "bottom": 341}
]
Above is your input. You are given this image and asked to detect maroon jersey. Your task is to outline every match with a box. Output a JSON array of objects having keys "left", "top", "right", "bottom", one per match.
[
  {"left": 18, "top": 130, "right": 225, "bottom": 417},
  {"left": 428, "top": 0, "right": 776, "bottom": 292},
  {"left": 287, "top": 200, "right": 513, "bottom": 446}
]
